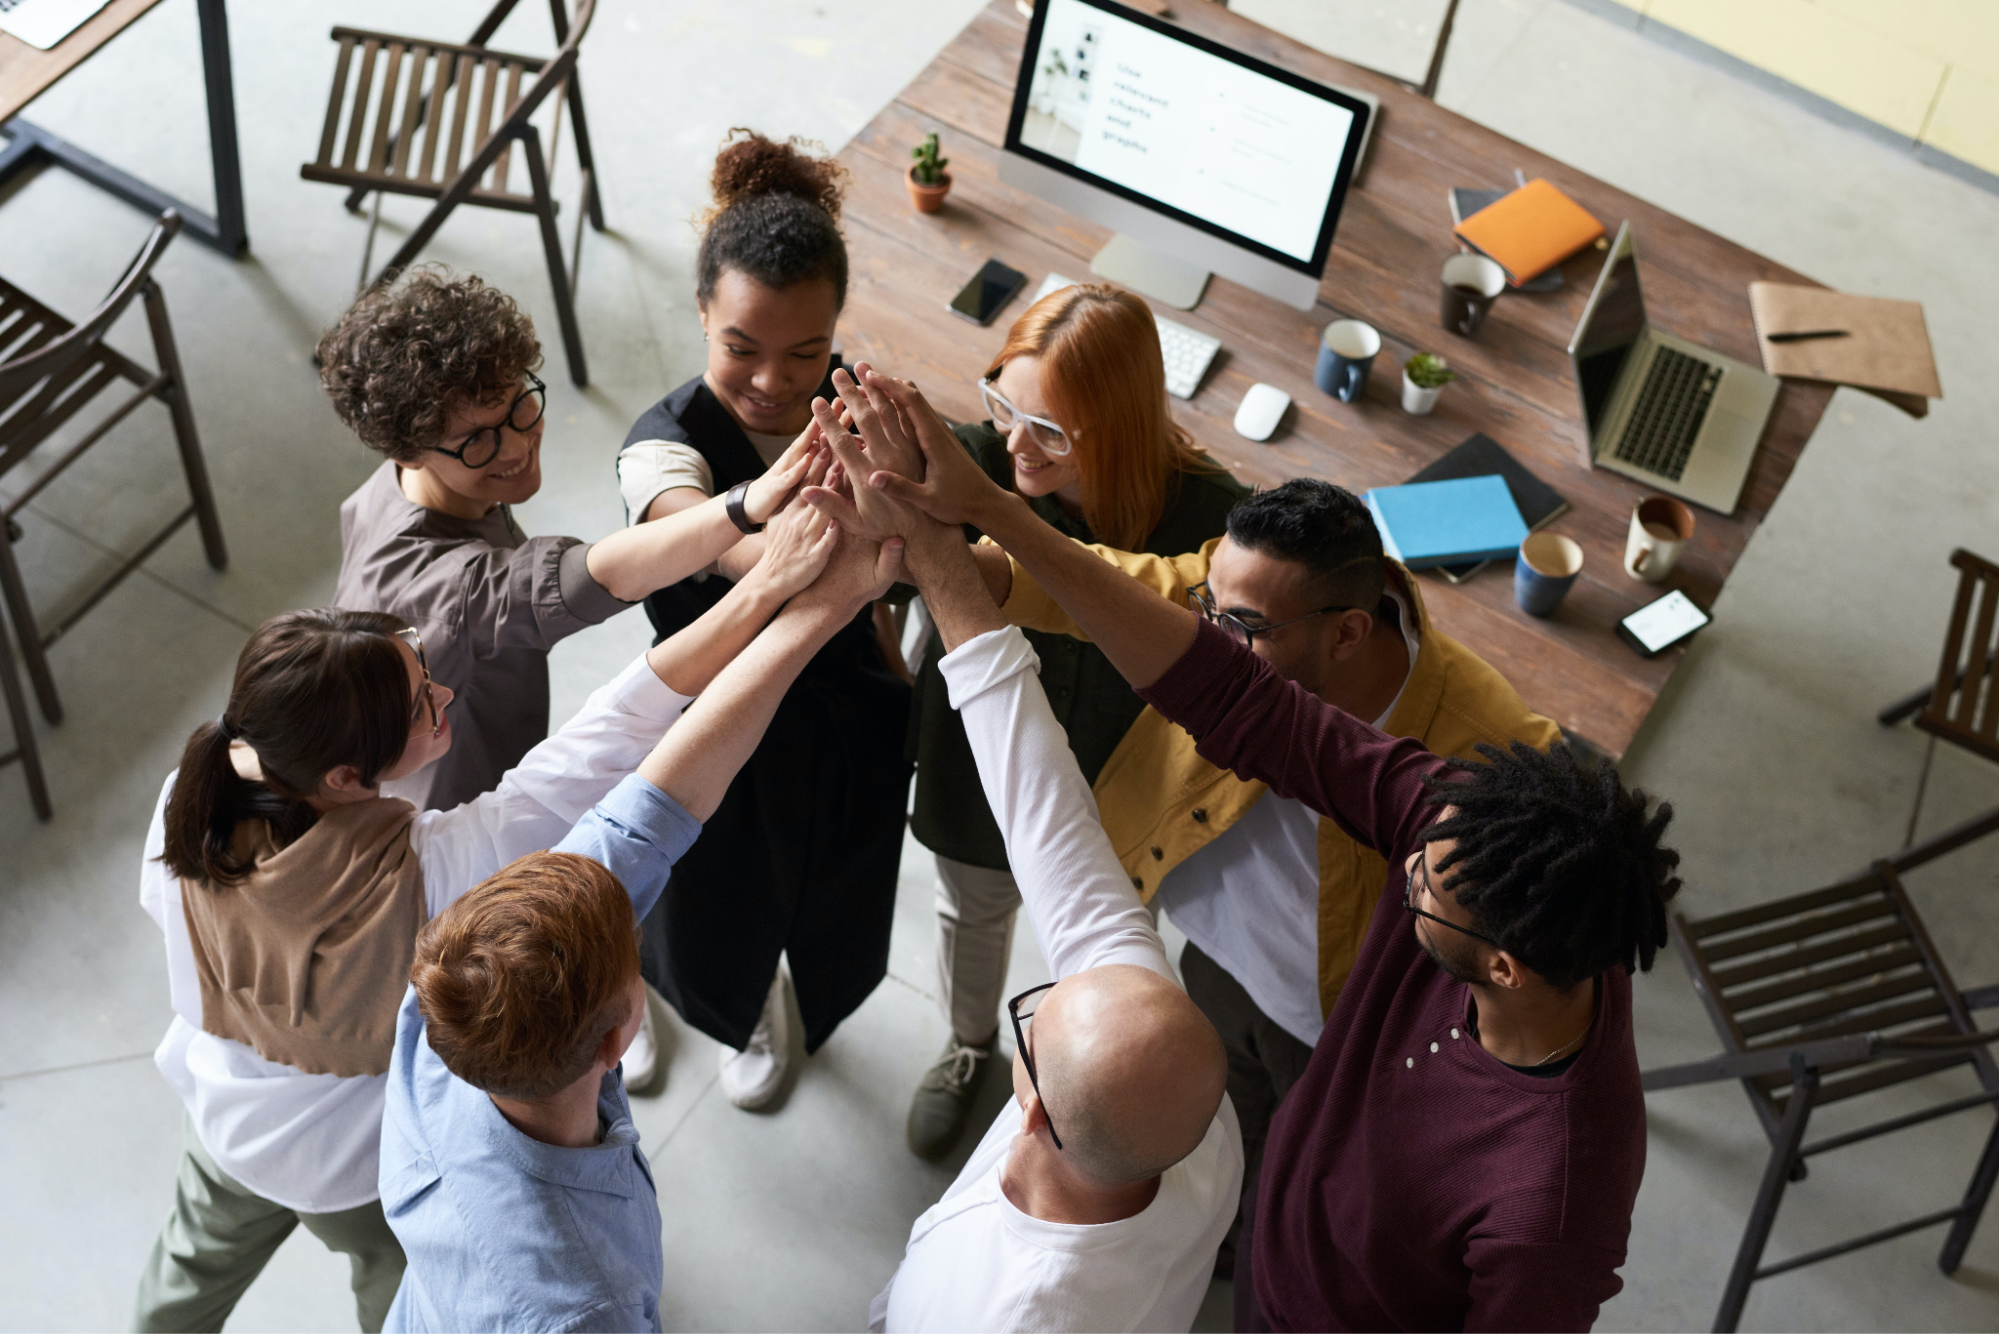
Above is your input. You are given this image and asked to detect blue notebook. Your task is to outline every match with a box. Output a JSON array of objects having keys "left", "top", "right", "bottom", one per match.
[{"left": 1363, "top": 475, "right": 1529, "bottom": 570}]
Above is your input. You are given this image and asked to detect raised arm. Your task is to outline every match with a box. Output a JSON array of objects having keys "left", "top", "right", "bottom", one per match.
[
  {"left": 412, "top": 499, "right": 841, "bottom": 908},
  {"left": 641, "top": 527, "right": 903, "bottom": 821},
  {"left": 999, "top": 539, "right": 1216, "bottom": 641},
  {"left": 586, "top": 428, "right": 819, "bottom": 601},
  {"left": 803, "top": 403, "right": 1171, "bottom": 981}
]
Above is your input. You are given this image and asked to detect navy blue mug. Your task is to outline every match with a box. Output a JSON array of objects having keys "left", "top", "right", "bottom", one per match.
[
  {"left": 1315, "top": 319, "right": 1381, "bottom": 403},
  {"left": 1515, "top": 533, "right": 1584, "bottom": 618}
]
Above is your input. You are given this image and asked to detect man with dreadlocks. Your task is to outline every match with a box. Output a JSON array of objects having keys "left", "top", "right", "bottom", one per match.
[{"left": 836, "top": 367, "right": 1682, "bottom": 1333}]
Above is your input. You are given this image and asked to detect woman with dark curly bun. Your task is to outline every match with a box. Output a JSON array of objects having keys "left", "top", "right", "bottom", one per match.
[
  {"left": 616, "top": 130, "right": 914, "bottom": 1109},
  {"left": 320, "top": 267, "right": 818, "bottom": 1092}
]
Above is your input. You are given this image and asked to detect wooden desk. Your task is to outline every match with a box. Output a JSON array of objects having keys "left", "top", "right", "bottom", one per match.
[
  {"left": 0, "top": 0, "right": 245, "bottom": 253},
  {"left": 834, "top": 0, "right": 1832, "bottom": 758}
]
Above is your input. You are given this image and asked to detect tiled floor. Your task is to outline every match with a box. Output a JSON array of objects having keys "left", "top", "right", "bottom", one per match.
[{"left": 2, "top": 0, "right": 1997, "bottom": 1331}]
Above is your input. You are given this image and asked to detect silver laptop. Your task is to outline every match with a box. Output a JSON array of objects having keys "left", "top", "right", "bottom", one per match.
[{"left": 1567, "top": 222, "right": 1778, "bottom": 515}]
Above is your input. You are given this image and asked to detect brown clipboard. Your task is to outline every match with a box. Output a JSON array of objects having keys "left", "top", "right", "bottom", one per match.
[{"left": 1748, "top": 282, "right": 1941, "bottom": 419}]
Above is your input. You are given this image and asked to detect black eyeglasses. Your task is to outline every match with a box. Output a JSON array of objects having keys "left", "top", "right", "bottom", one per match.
[
  {"left": 1007, "top": 981, "right": 1062, "bottom": 1150},
  {"left": 395, "top": 627, "right": 441, "bottom": 738},
  {"left": 428, "top": 373, "right": 546, "bottom": 469},
  {"left": 1403, "top": 846, "right": 1503, "bottom": 949},
  {"left": 1187, "top": 580, "right": 1354, "bottom": 648}
]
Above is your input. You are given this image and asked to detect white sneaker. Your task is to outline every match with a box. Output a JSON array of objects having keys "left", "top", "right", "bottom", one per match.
[
  {"left": 718, "top": 970, "right": 791, "bottom": 1109},
  {"left": 622, "top": 985, "right": 667, "bottom": 1097}
]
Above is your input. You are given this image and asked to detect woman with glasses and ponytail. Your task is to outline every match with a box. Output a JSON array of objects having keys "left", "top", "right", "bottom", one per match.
[
  {"left": 131, "top": 498, "right": 841, "bottom": 1333},
  {"left": 900, "top": 283, "right": 1246, "bottom": 1162}
]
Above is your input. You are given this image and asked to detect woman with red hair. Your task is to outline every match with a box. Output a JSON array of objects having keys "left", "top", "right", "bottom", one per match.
[{"left": 903, "top": 283, "right": 1246, "bottom": 1159}]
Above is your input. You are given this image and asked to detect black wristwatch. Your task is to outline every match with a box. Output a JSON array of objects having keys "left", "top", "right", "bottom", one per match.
[{"left": 724, "top": 481, "right": 764, "bottom": 534}]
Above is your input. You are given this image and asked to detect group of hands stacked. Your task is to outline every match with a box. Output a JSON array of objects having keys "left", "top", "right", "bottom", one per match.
[{"left": 732, "top": 362, "right": 1013, "bottom": 620}]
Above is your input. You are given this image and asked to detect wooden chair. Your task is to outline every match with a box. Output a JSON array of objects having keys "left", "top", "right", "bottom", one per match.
[
  {"left": 0, "top": 606, "right": 51, "bottom": 820},
  {"left": 0, "top": 210, "right": 228, "bottom": 730},
  {"left": 1643, "top": 809, "right": 1999, "bottom": 1332},
  {"left": 300, "top": 0, "right": 603, "bottom": 386},
  {"left": 1879, "top": 548, "right": 1999, "bottom": 846}
]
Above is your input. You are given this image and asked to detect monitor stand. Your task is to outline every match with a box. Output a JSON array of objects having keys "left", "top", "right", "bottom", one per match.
[{"left": 1090, "top": 234, "right": 1210, "bottom": 311}]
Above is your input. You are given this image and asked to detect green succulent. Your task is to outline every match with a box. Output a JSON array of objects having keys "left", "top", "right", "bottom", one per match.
[
  {"left": 911, "top": 132, "right": 950, "bottom": 185},
  {"left": 1405, "top": 352, "right": 1455, "bottom": 388}
]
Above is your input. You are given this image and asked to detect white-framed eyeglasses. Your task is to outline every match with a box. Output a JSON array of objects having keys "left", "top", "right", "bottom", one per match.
[{"left": 979, "top": 377, "right": 1072, "bottom": 457}]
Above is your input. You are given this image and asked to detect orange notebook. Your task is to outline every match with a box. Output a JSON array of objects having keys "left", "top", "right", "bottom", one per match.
[{"left": 1452, "top": 179, "right": 1605, "bottom": 287}]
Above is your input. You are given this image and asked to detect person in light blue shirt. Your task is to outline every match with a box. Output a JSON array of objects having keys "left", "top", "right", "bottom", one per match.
[{"left": 377, "top": 519, "right": 907, "bottom": 1333}]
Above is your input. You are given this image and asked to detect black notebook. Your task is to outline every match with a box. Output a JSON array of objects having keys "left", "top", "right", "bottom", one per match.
[{"left": 1404, "top": 434, "right": 1570, "bottom": 583}]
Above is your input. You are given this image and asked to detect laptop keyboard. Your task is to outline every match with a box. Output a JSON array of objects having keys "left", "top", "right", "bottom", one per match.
[{"left": 1612, "top": 346, "right": 1722, "bottom": 482}]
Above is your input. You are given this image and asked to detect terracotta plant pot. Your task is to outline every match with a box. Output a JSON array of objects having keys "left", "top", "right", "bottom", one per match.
[{"left": 907, "top": 167, "right": 952, "bottom": 214}]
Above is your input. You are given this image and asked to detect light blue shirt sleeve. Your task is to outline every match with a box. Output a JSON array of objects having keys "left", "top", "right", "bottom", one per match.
[{"left": 553, "top": 773, "right": 702, "bottom": 921}]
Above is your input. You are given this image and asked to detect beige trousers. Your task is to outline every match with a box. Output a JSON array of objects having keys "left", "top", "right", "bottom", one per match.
[{"left": 933, "top": 853, "right": 1021, "bottom": 1044}]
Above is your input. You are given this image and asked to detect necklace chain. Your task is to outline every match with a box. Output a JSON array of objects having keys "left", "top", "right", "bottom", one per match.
[{"left": 1535, "top": 1023, "right": 1590, "bottom": 1067}]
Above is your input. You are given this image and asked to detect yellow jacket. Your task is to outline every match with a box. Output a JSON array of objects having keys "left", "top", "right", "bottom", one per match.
[{"left": 998, "top": 537, "right": 1562, "bottom": 1020}]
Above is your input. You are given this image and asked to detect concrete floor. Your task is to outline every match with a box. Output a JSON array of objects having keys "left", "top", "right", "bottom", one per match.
[{"left": 0, "top": 0, "right": 1995, "bottom": 1330}]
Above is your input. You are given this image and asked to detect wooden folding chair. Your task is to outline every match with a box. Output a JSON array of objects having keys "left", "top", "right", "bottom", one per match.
[
  {"left": 1879, "top": 548, "right": 1999, "bottom": 846},
  {"left": 0, "top": 605, "right": 51, "bottom": 820},
  {"left": 1643, "top": 809, "right": 1999, "bottom": 1332},
  {"left": 0, "top": 210, "right": 228, "bottom": 731},
  {"left": 300, "top": 0, "right": 603, "bottom": 386}
]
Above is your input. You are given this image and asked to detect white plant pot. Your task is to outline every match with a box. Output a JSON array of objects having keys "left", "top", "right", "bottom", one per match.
[{"left": 1401, "top": 372, "right": 1444, "bottom": 415}]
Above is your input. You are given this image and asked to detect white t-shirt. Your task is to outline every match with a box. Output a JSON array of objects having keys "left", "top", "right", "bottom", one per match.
[
  {"left": 138, "top": 654, "right": 692, "bottom": 1213},
  {"left": 870, "top": 627, "right": 1244, "bottom": 1333},
  {"left": 1153, "top": 590, "right": 1420, "bottom": 1047},
  {"left": 872, "top": 1096, "right": 1243, "bottom": 1334},
  {"left": 615, "top": 426, "right": 795, "bottom": 522}
]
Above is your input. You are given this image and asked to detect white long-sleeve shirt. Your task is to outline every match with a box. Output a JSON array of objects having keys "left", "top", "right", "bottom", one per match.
[
  {"left": 875, "top": 627, "right": 1243, "bottom": 1334},
  {"left": 139, "top": 652, "right": 693, "bottom": 1213}
]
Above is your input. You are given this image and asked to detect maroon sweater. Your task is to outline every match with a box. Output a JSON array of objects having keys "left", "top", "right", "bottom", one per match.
[{"left": 1140, "top": 619, "right": 1645, "bottom": 1332}]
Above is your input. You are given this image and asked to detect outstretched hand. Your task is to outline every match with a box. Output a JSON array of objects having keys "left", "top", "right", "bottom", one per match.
[
  {"left": 791, "top": 525, "right": 906, "bottom": 616},
  {"left": 753, "top": 465, "right": 839, "bottom": 601},
  {"left": 742, "top": 399, "right": 850, "bottom": 525},
  {"left": 849, "top": 369, "right": 1016, "bottom": 530}
]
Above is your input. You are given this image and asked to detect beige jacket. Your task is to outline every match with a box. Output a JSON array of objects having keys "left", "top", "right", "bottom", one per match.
[{"left": 999, "top": 537, "right": 1562, "bottom": 1018}]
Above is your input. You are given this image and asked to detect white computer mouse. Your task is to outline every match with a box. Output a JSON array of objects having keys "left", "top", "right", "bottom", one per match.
[{"left": 1233, "top": 382, "right": 1290, "bottom": 441}]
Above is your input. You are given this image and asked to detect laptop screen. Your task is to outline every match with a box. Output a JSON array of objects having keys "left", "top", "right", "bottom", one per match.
[{"left": 1569, "top": 224, "right": 1646, "bottom": 440}]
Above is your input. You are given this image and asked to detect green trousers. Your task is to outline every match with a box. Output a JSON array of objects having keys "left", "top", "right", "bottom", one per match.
[{"left": 132, "top": 1116, "right": 406, "bottom": 1333}]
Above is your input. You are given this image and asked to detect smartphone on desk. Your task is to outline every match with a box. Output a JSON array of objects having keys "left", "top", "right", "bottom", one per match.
[
  {"left": 950, "top": 258, "right": 1028, "bottom": 326},
  {"left": 1618, "top": 590, "right": 1710, "bottom": 657}
]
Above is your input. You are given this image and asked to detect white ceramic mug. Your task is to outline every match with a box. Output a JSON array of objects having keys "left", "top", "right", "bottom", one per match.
[{"left": 1624, "top": 496, "right": 1695, "bottom": 582}]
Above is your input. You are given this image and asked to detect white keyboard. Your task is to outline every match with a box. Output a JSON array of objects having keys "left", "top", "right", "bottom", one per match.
[{"left": 1032, "top": 273, "right": 1220, "bottom": 400}]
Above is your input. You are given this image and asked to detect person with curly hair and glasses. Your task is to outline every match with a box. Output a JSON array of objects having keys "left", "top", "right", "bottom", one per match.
[{"left": 321, "top": 269, "right": 823, "bottom": 1091}]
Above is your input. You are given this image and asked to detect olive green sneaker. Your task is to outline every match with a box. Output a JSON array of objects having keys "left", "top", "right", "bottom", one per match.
[{"left": 906, "top": 1034, "right": 997, "bottom": 1161}]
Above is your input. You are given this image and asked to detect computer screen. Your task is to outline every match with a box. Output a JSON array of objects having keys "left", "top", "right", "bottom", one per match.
[
  {"left": 1570, "top": 225, "right": 1647, "bottom": 438},
  {"left": 1005, "top": 0, "right": 1368, "bottom": 275}
]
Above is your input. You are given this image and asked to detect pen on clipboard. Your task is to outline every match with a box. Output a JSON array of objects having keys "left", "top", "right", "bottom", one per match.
[{"left": 1767, "top": 329, "right": 1850, "bottom": 343}]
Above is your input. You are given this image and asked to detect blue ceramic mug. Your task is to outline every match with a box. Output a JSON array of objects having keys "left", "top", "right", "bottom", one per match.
[
  {"left": 1515, "top": 532, "right": 1584, "bottom": 618},
  {"left": 1315, "top": 319, "right": 1381, "bottom": 403}
]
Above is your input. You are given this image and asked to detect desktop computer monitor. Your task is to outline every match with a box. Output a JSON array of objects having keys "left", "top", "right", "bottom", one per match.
[{"left": 1001, "top": 0, "right": 1372, "bottom": 312}]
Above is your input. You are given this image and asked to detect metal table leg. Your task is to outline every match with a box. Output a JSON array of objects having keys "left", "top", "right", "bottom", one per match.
[{"left": 0, "top": 0, "right": 247, "bottom": 255}]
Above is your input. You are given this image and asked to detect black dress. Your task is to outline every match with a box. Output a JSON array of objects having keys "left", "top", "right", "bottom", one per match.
[{"left": 620, "top": 367, "right": 913, "bottom": 1052}]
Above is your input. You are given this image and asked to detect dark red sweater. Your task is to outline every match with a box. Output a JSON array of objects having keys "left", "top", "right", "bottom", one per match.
[{"left": 1140, "top": 619, "right": 1646, "bottom": 1332}]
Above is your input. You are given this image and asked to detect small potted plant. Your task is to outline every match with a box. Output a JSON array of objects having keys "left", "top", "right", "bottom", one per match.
[
  {"left": 908, "top": 132, "right": 952, "bottom": 214},
  {"left": 1402, "top": 352, "right": 1453, "bottom": 415}
]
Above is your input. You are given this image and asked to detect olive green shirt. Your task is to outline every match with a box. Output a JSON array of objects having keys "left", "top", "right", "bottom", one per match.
[{"left": 907, "top": 422, "right": 1248, "bottom": 870}]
